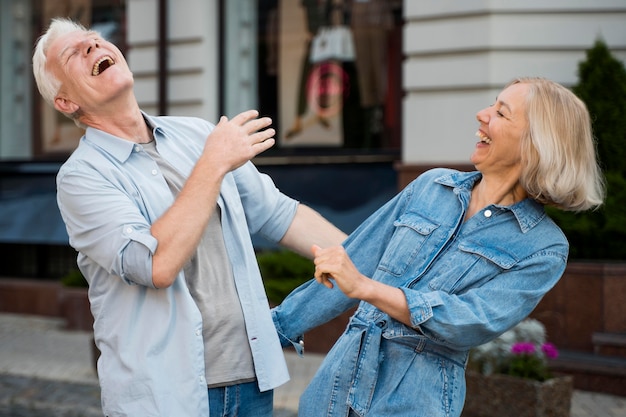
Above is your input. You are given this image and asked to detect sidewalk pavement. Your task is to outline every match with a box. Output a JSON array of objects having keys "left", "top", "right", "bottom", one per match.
[{"left": 1, "top": 312, "right": 625, "bottom": 417}]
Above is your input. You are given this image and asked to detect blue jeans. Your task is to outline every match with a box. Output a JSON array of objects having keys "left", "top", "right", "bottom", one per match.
[{"left": 208, "top": 381, "right": 273, "bottom": 417}]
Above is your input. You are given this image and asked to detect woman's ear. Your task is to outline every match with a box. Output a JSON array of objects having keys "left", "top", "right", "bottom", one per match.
[{"left": 54, "top": 96, "right": 80, "bottom": 115}]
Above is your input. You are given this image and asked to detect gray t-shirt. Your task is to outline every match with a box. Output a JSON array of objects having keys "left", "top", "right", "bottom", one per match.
[{"left": 142, "top": 140, "right": 255, "bottom": 387}]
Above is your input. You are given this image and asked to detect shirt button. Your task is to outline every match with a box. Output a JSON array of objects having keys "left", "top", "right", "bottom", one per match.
[
  {"left": 484, "top": 209, "right": 492, "bottom": 218},
  {"left": 125, "top": 227, "right": 133, "bottom": 234},
  {"left": 196, "top": 330, "right": 201, "bottom": 336},
  {"left": 134, "top": 145, "right": 141, "bottom": 152},
  {"left": 151, "top": 169, "right": 158, "bottom": 175}
]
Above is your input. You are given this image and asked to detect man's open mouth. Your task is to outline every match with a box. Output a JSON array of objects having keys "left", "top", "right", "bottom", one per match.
[{"left": 92, "top": 56, "right": 115, "bottom": 76}]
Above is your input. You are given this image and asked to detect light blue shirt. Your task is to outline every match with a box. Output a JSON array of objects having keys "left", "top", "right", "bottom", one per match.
[
  {"left": 56, "top": 113, "right": 297, "bottom": 416},
  {"left": 273, "top": 168, "right": 569, "bottom": 416}
]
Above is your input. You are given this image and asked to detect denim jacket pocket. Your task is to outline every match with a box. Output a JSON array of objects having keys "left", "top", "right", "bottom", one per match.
[
  {"left": 459, "top": 240, "right": 518, "bottom": 269},
  {"left": 379, "top": 213, "right": 439, "bottom": 277},
  {"left": 426, "top": 240, "right": 518, "bottom": 293}
]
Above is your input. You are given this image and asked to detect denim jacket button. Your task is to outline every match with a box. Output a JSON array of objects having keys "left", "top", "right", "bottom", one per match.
[{"left": 484, "top": 209, "right": 492, "bottom": 218}]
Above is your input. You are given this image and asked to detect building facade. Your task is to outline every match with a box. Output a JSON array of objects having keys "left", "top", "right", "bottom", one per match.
[
  {"left": 0, "top": 0, "right": 624, "bottom": 278},
  {"left": 400, "top": 1, "right": 626, "bottom": 181}
]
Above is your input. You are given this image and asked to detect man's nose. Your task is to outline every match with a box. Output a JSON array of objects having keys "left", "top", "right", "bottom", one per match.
[{"left": 82, "top": 38, "right": 99, "bottom": 56}]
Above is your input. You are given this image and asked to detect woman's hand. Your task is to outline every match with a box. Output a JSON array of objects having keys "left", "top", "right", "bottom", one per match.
[
  {"left": 312, "top": 244, "right": 413, "bottom": 326},
  {"left": 312, "top": 244, "right": 366, "bottom": 298}
]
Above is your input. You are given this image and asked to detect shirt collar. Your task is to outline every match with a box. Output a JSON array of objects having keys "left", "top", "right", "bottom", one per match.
[
  {"left": 83, "top": 112, "right": 164, "bottom": 163},
  {"left": 435, "top": 170, "right": 546, "bottom": 233}
]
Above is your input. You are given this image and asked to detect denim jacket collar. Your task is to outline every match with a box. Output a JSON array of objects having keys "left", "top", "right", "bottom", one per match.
[{"left": 435, "top": 170, "right": 546, "bottom": 234}]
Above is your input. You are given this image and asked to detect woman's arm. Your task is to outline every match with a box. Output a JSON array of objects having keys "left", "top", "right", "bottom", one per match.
[{"left": 312, "top": 244, "right": 412, "bottom": 325}]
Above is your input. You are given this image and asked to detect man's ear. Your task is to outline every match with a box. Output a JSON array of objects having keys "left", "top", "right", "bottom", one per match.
[{"left": 54, "top": 96, "right": 80, "bottom": 115}]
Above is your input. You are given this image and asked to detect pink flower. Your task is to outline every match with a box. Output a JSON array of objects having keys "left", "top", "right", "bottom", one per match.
[
  {"left": 511, "top": 342, "right": 536, "bottom": 355},
  {"left": 541, "top": 342, "right": 559, "bottom": 359}
]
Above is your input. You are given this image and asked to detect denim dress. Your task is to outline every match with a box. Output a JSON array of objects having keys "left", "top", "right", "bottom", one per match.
[{"left": 272, "top": 168, "right": 568, "bottom": 417}]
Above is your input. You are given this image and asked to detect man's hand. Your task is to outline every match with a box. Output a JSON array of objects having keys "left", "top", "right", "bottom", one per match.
[{"left": 202, "top": 109, "right": 275, "bottom": 176}]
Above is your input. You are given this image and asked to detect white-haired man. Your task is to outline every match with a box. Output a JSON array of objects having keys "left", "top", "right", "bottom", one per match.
[{"left": 33, "top": 17, "right": 346, "bottom": 416}]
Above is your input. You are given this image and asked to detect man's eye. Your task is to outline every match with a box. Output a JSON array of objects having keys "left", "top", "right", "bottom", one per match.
[
  {"left": 496, "top": 111, "right": 504, "bottom": 117},
  {"left": 64, "top": 50, "right": 78, "bottom": 63}
]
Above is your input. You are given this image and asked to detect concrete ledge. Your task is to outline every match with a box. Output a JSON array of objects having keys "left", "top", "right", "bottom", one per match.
[
  {"left": 593, "top": 332, "right": 626, "bottom": 357},
  {"left": 549, "top": 350, "right": 626, "bottom": 397}
]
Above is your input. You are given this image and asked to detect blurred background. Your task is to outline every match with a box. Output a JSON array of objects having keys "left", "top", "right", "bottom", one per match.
[{"left": 0, "top": 0, "right": 625, "bottom": 405}]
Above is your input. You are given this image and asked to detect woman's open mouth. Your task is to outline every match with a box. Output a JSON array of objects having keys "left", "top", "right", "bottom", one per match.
[{"left": 476, "top": 130, "right": 492, "bottom": 144}]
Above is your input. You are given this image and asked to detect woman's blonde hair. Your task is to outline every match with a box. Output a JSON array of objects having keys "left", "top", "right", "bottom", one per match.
[
  {"left": 513, "top": 77, "right": 605, "bottom": 212},
  {"left": 32, "top": 18, "right": 93, "bottom": 127}
]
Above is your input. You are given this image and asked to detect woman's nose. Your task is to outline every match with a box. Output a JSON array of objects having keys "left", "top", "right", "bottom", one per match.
[{"left": 476, "top": 108, "right": 489, "bottom": 123}]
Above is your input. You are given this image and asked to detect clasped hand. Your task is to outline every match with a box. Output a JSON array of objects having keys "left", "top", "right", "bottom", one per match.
[{"left": 312, "top": 244, "right": 365, "bottom": 299}]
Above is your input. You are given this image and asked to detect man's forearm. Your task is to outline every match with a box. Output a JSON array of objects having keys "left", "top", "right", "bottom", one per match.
[
  {"left": 150, "top": 157, "right": 224, "bottom": 288},
  {"left": 279, "top": 204, "right": 347, "bottom": 259}
]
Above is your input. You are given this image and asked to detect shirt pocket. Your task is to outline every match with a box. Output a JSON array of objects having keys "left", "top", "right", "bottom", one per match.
[
  {"left": 378, "top": 213, "right": 439, "bottom": 277},
  {"left": 427, "top": 240, "right": 518, "bottom": 293}
]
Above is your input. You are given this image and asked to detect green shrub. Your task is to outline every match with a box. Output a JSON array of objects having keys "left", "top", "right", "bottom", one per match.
[
  {"left": 60, "top": 269, "right": 88, "bottom": 287},
  {"left": 546, "top": 39, "right": 626, "bottom": 260},
  {"left": 257, "top": 250, "right": 314, "bottom": 305},
  {"left": 58, "top": 251, "right": 315, "bottom": 301}
]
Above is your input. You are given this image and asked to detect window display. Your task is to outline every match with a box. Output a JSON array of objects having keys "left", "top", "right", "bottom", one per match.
[{"left": 258, "top": 0, "right": 402, "bottom": 151}]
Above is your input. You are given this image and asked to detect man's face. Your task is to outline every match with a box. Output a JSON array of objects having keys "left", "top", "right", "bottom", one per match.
[{"left": 46, "top": 29, "right": 134, "bottom": 114}]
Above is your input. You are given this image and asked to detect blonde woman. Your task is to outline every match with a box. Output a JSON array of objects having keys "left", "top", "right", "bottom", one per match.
[{"left": 273, "top": 77, "right": 604, "bottom": 417}]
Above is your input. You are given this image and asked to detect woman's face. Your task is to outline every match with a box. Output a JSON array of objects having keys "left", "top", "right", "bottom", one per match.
[{"left": 471, "top": 82, "right": 530, "bottom": 178}]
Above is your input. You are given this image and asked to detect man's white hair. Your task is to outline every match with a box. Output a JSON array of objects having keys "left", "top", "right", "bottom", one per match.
[{"left": 32, "top": 18, "right": 94, "bottom": 127}]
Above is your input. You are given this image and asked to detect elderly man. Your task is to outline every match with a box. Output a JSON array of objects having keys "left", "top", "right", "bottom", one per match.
[{"left": 33, "top": 17, "right": 346, "bottom": 416}]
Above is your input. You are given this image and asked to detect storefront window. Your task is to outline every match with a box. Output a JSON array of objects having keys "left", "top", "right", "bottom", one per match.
[{"left": 257, "top": 0, "right": 402, "bottom": 152}]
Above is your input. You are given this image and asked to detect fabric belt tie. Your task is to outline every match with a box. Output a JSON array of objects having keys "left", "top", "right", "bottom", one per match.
[{"left": 346, "top": 316, "right": 384, "bottom": 416}]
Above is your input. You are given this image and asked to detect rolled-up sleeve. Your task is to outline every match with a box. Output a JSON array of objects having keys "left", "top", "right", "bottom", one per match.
[{"left": 57, "top": 159, "right": 159, "bottom": 287}]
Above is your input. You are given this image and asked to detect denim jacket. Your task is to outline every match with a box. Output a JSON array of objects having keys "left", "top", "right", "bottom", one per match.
[{"left": 272, "top": 168, "right": 568, "bottom": 417}]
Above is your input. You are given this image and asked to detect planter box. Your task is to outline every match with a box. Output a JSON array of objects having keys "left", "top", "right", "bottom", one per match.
[
  {"left": 462, "top": 371, "right": 573, "bottom": 417},
  {"left": 58, "top": 286, "right": 93, "bottom": 331},
  {"left": 0, "top": 278, "right": 62, "bottom": 317}
]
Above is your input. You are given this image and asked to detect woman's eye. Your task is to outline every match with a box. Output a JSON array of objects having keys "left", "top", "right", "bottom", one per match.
[{"left": 496, "top": 111, "right": 504, "bottom": 117}]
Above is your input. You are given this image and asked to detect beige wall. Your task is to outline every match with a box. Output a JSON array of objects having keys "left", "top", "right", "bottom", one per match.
[
  {"left": 127, "top": 0, "right": 219, "bottom": 120},
  {"left": 402, "top": 0, "right": 626, "bottom": 165}
]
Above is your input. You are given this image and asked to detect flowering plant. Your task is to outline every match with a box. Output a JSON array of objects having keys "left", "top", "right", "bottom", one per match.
[{"left": 468, "top": 318, "right": 559, "bottom": 382}]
